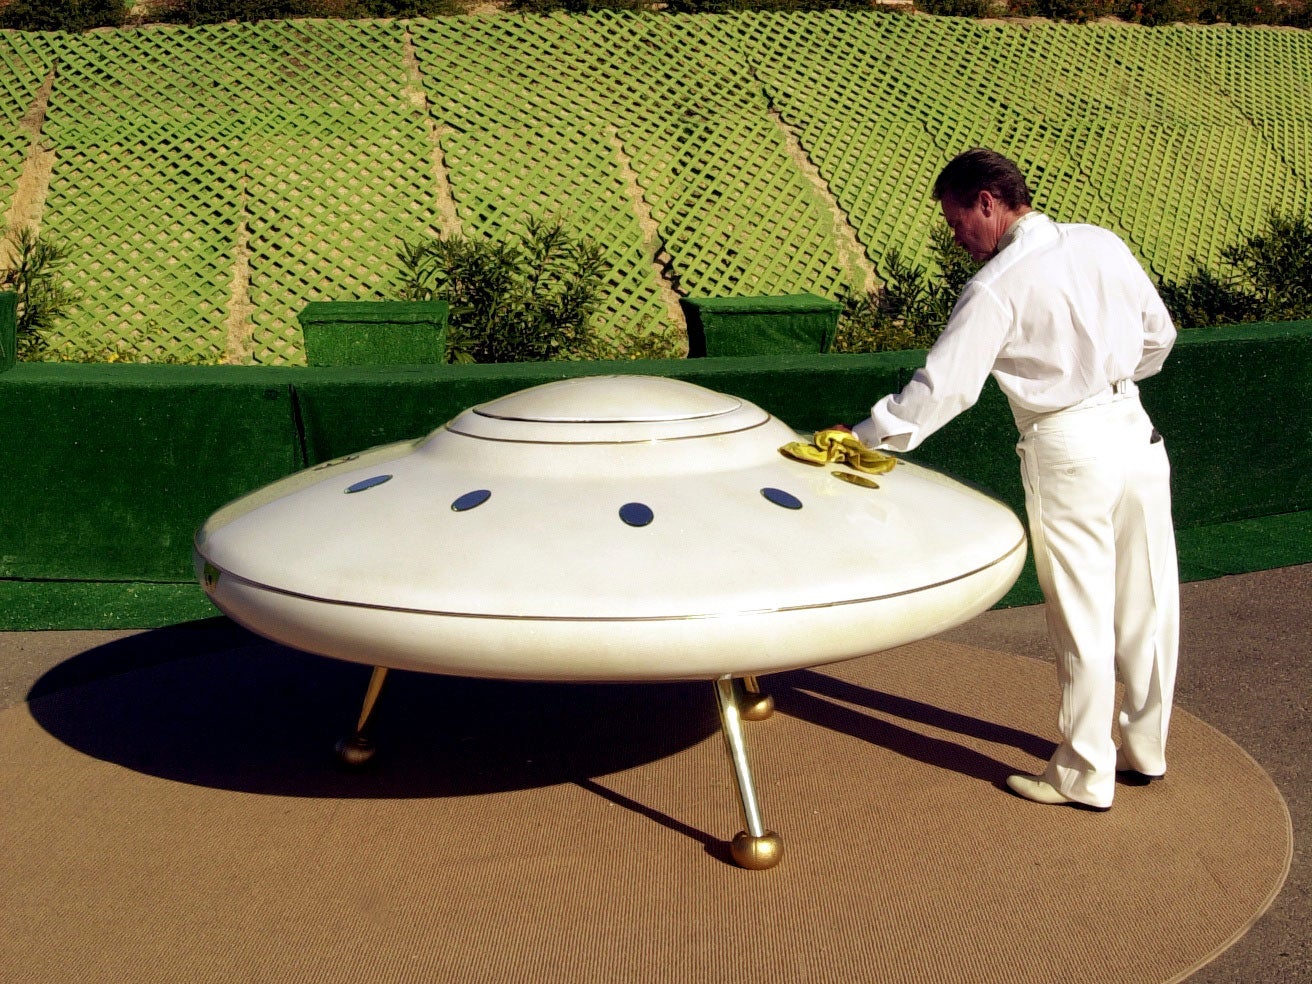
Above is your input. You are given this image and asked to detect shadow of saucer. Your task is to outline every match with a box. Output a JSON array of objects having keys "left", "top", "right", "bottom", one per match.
[
  {"left": 25, "top": 620, "right": 720, "bottom": 801},
  {"left": 766, "top": 667, "right": 1056, "bottom": 786}
]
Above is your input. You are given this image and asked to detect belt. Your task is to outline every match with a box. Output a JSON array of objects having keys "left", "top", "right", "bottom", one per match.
[{"left": 1013, "top": 380, "right": 1139, "bottom": 431}]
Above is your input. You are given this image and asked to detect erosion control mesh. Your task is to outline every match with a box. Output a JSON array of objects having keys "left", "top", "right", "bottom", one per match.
[{"left": 8, "top": 14, "right": 1312, "bottom": 363}]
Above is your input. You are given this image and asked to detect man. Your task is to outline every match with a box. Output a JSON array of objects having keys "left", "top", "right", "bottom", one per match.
[{"left": 849, "top": 148, "right": 1179, "bottom": 810}]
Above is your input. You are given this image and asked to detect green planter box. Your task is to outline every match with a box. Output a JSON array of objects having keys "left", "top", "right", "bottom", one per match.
[
  {"left": 0, "top": 291, "right": 16, "bottom": 372},
  {"left": 298, "top": 301, "right": 449, "bottom": 367},
  {"left": 681, "top": 292, "right": 840, "bottom": 358}
]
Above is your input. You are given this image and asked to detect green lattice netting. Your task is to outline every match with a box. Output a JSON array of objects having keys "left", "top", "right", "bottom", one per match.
[
  {"left": 0, "top": 30, "right": 58, "bottom": 127},
  {"left": 0, "top": 30, "right": 60, "bottom": 225},
  {"left": 36, "top": 20, "right": 436, "bottom": 363},
  {"left": 1178, "top": 26, "right": 1312, "bottom": 190},
  {"left": 410, "top": 14, "right": 676, "bottom": 340},
  {"left": 410, "top": 13, "right": 848, "bottom": 339},
  {"left": 39, "top": 132, "right": 241, "bottom": 362},
  {"left": 42, "top": 19, "right": 409, "bottom": 143},
  {"left": 442, "top": 122, "right": 672, "bottom": 342},
  {"left": 739, "top": 14, "right": 1309, "bottom": 282},
  {"left": 0, "top": 130, "right": 25, "bottom": 209},
  {"left": 244, "top": 122, "right": 438, "bottom": 365},
  {"left": 16, "top": 14, "right": 1312, "bottom": 362}
]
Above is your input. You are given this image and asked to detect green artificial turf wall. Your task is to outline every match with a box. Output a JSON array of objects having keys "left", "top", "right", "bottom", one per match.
[
  {"left": 682, "top": 293, "right": 840, "bottom": 358},
  {"left": 0, "top": 321, "right": 1307, "bottom": 628},
  {"left": 298, "top": 300, "right": 449, "bottom": 367},
  {"left": 0, "top": 291, "right": 15, "bottom": 372},
  {"left": 0, "top": 363, "right": 304, "bottom": 582},
  {"left": 1142, "top": 321, "right": 1312, "bottom": 527}
]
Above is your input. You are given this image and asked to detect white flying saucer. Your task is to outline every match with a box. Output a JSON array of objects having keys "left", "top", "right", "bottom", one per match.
[
  {"left": 193, "top": 374, "right": 1026, "bottom": 869},
  {"left": 195, "top": 375, "right": 1024, "bottom": 681}
]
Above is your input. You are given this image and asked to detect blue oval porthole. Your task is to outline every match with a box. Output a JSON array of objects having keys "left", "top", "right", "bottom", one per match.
[
  {"left": 451, "top": 489, "right": 492, "bottom": 512},
  {"left": 761, "top": 487, "right": 803, "bottom": 510},
  {"left": 345, "top": 475, "right": 393, "bottom": 494},
  {"left": 619, "top": 502, "right": 654, "bottom": 527}
]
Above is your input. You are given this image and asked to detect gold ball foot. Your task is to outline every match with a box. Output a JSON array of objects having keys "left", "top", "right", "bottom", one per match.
[
  {"left": 739, "top": 692, "right": 775, "bottom": 721},
  {"left": 335, "top": 734, "right": 376, "bottom": 768},
  {"left": 730, "top": 830, "right": 782, "bottom": 870}
]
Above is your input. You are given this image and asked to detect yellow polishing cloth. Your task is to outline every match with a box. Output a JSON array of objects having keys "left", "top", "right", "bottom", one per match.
[{"left": 779, "top": 429, "right": 897, "bottom": 475}]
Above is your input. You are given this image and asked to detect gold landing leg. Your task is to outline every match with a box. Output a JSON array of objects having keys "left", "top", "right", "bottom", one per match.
[
  {"left": 738, "top": 674, "right": 775, "bottom": 721},
  {"left": 335, "top": 666, "right": 389, "bottom": 768},
  {"left": 713, "top": 676, "right": 782, "bottom": 870}
]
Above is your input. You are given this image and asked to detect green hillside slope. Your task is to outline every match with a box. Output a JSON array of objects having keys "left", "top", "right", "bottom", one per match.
[{"left": 2, "top": 13, "right": 1309, "bottom": 364}]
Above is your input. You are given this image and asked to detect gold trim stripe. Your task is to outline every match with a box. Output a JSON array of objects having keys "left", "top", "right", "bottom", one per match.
[
  {"left": 442, "top": 415, "right": 775, "bottom": 446},
  {"left": 470, "top": 403, "right": 742, "bottom": 424},
  {"left": 197, "top": 536, "right": 1027, "bottom": 624}
]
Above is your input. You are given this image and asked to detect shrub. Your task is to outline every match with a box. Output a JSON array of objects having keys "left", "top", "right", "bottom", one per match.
[
  {"left": 1156, "top": 265, "right": 1259, "bottom": 331},
  {"left": 1158, "top": 211, "right": 1312, "bottom": 329},
  {"left": 1001, "top": 0, "right": 1308, "bottom": 22},
  {"left": 127, "top": 0, "right": 192, "bottom": 24},
  {"left": 666, "top": 0, "right": 871, "bottom": 9},
  {"left": 1221, "top": 212, "right": 1312, "bottom": 321},
  {"left": 353, "top": 0, "right": 466, "bottom": 14},
  {"left": 182, "top": 0, "right": 314, "bottom": 23},
  {"left": 916, "top": 0, "right": 994, "bottom": 16},
  {"left": 39, "top": 0, "right": 1312, "bottom": 26},
  {"left": 1193, "top": 0, "right": 1280, "bottom": 21},
  {"left": 508, "top": 0, "right": 649, "bottom": 11},
  {"left": 833, "top": 224, "right": 979, "bottom": 353},
  {"left": 173, "top": 0, "right": 467, "bottom": 23},
  {"left": 0, "top": 225, "right": 82, "bottom": 361},
  {"left": 0, "top": 0, "right": 128, "bottom": 31},
  {"left": 395, "top": 218, "right": 613, "bottom": 364},
  {"left": 1118, "top": 0, "right": 1198, "bottom": 25},
  {"left": 512, "top": 0, "right": 871, "bottom": 10},
  {"left": 30, "top": 333, "right": 221, "bottom": 364},
  {"left": 572, "top": 318, "right": 684, "bottom": 360}
]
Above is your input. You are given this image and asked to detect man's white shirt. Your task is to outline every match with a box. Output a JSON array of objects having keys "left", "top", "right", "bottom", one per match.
[{"left": 853, "top": 212, "right": 1176, "bottom": 452}]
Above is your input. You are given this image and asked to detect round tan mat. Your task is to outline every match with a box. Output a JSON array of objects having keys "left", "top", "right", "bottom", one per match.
[{"left": 2, "top": 635, "right": 1291, "bottom": 984}]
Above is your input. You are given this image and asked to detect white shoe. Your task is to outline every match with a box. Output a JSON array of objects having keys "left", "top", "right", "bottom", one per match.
[{"left": 1006, "top": 773, "right": 1110, "bottom": 812}]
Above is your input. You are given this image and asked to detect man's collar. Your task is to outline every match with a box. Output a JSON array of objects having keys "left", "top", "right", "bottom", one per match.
[{"left": 995, "top": 210, "right": 1043, "bottom": 254}]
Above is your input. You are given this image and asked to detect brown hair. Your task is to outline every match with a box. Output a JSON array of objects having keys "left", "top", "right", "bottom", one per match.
[{"left": 932, "top": 148, "right": 1033, "bottom": 209}]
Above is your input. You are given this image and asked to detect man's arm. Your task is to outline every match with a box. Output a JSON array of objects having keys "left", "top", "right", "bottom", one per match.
[
  {"left": 1128, "top": 250, "right": 1177, "bottom": 381},
  {"left": 1135, "top": 292, "right": 1176, "bottom": 381},
  {"left": 852, "top": 281, "right": 1011, "bottom": 452}
]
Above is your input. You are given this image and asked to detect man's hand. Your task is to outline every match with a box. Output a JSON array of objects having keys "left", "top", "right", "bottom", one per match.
[{"left": 827, "top": 423, "right": 852, "bottom": 433}]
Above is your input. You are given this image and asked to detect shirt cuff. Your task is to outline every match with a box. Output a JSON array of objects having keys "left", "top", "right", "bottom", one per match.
[{"left": 852, "top": 417, "right": 913, "bottom": 453}]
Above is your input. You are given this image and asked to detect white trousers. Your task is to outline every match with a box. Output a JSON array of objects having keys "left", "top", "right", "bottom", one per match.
[{"left": 1016, "top": 390, "right": 1179, "bottom": 808}]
